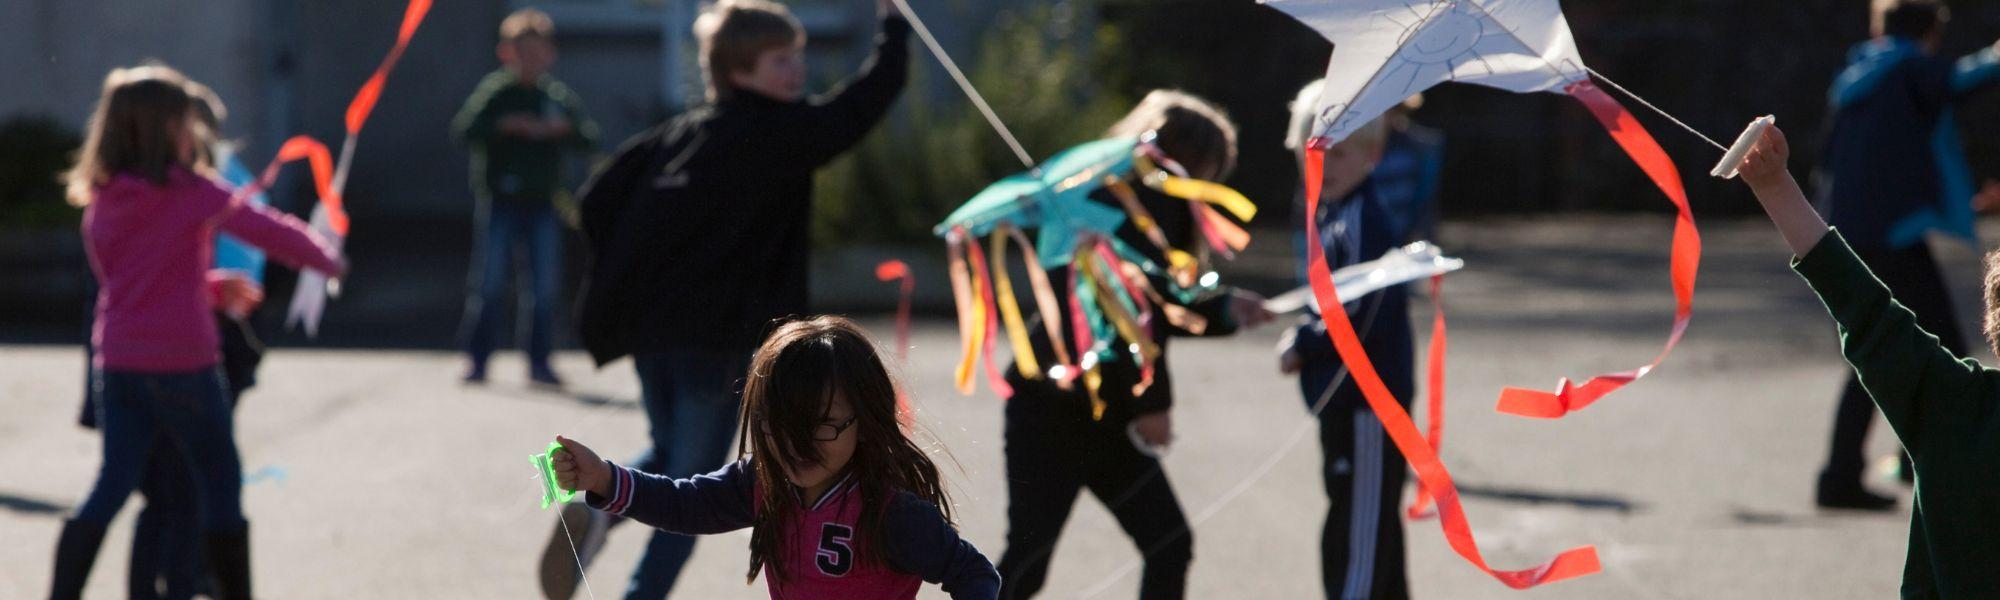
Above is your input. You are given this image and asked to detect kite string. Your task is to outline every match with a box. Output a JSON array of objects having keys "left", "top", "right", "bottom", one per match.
[
  {"left": 1075, "top": 292, "right": 1389, "bottom": 598},
  {"left": 553, "top": 496, "right": 599, "bottom": 600},
  {"left": 887, "top": 0, "right": 1037, "bottom": 169},
  {"left": 1583, "top": 67, "right": 1727, "bottom": 152}
]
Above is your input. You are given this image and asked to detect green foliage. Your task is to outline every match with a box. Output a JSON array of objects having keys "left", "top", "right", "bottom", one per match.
[
  {"left": 0, "top": 115, "right": 83, "bottom": 231},
  {"left": 813, "top": 4, "right": 1132, "bottom": 246}
]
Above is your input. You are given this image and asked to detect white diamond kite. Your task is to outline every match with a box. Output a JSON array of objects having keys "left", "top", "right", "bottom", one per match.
[
  {"left": 1265, "top": 0, "right": 1590, "bottom": 145},
  {"left": 1260, "top": 0, "right": 1735, "bottom": 591}
]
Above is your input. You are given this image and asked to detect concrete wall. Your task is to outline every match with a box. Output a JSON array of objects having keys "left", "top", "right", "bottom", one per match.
[{"left": 0, "top": 0, "right": 271, "bottom": 155}]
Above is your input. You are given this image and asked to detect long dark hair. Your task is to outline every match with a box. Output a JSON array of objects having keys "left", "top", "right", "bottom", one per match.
[
  {"left": 1103, "top": 89, "right": 1240, "bottom": 181},
  {"left": 65, "top": 64, "right": 200, "bottom": 207},
  {"left": 738, "top": 316, "right": 951, "bottom": 584}
]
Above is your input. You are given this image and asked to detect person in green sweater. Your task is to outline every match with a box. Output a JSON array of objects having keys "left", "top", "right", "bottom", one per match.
[
  {"left": 1739, "top": 122, "right": 2000, "bottom": 597},
  {"left": 452, "top": 8, "right": 598, "bottom": 387}
]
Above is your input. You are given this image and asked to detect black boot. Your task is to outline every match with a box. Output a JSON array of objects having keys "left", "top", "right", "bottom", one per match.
[
  {"left": 1816, "top": 470, "right": 1896, "bottom": 511},
  {"left": 50, "top": 519, "right": 107, "bottom": 600},
  {"left": 130, "top": 506, "right": 164, "bottom": 599},
  {"left": 205, "top": 526, "right": 253, "bottom": 600}
]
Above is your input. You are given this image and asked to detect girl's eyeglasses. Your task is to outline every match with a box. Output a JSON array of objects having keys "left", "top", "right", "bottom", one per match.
[
  {"left": 812, "top": 414, "right": 858, "bottom": 442},
  {"left": 759, "top": 414, "right": 858, "bottom": 442}
]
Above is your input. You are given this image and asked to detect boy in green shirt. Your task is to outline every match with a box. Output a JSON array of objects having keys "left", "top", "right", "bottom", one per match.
[
  {"left": 451, "top": 8, "right": 598, "bottom": 386},
  {"left": 1740, "top": 124, "right": 2000, "bottom": 598}
]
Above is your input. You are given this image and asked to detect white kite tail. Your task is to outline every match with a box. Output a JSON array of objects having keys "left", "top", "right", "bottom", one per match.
[{"left": 286, "top": 137, "right": 357, "bottom": 338}]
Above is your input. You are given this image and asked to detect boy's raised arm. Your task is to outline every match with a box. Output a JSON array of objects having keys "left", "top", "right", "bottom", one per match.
[
  {"left": 787, "top": 14, "right": 911, "bottom": 167},
  {"left": 1743, "top": 124, "right": 1983, "bottom": 455},
  {"left": 1737, "top": 125, "right": 1827, "bottom": 257}
]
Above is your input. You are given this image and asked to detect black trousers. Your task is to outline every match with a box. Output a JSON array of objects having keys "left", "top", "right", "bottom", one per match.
[
  {"left": 1300, "top": 340, "right": 1412, "bottom": 600},
  {"left": 1314, "top": 406, "right": 1410, "bottom": 600},
  {"left": 997, "top": 378, "right": 1192, "bottom": 599},
  {"left": 1824, "top": 242, "right": 1966, "bottom": 487}
]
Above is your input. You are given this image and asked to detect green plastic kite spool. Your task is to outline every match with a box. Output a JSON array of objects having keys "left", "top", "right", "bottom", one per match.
[{"left": 532, "top": 440, "right": 578, "bottom": 509}]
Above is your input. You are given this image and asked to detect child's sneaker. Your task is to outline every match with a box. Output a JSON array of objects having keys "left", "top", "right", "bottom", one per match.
[
  {"left": 529, "top": 364, "right": 564, "bottom": 389},
  {"left": 463, "top": 360, "right": 488, "bottom": 385},
  {"left": 539, "top": 502, "right": 608, "bottom": 599}
]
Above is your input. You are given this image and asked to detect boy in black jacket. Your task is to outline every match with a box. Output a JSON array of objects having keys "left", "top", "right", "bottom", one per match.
[
  {"left": 539, "top": 1, "right": 908, "bottom": 598},
  {"left": 995, "top": 91, "right": 1273, "bottom": 600}
]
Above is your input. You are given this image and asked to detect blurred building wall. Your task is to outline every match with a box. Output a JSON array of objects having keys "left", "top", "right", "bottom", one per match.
[
  {"left": 0, "top": 0, "right": 1014, "bottom": 220},
  {"left": 0, "top": 0, "right": 272, "bottom": 161}
]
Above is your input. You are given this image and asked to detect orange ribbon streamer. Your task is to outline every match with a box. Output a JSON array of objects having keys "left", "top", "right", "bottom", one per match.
[
  {"left": 1304, "top": 144, "right": 1599, "bottom": 589},
  {"left": 238, "top": 136, "right": 342, "bottom": 235},
  {"left": 947, "top": 231, "right": 981, "bottom": 394},
  {"left": 345, "top": 0, "right": 433, "bottom": 135},
  {"left": 1495, "top": 81, "right": 1701, "bottom": 419},
  {"left": 245, "top": 0, "right": 432, "bottom": 238}
]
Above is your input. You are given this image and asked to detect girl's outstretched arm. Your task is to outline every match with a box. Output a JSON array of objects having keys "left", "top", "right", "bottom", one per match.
[{"left": 553, "top": 435, "right": 755, "bottom": 534}]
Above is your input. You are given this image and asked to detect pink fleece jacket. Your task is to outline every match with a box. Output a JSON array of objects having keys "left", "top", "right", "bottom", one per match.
[{"left": 84, "top": 168, "right": 343, "bottom": 372}]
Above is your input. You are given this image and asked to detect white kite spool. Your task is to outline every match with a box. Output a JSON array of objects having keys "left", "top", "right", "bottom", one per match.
[{"left": 1710, "top": 115, "right": 1776, "bottom": 179}]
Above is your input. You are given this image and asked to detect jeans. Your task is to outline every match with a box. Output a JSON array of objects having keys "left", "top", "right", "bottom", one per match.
[
  {"left": 619, "top": 350, "right": 749, "bottom": 600},
  {"left": 73, "top": 368, "right": 245, "bottom": 537},
  {"left": 461, "top": 200, "right": 563, "bottom": 367}
]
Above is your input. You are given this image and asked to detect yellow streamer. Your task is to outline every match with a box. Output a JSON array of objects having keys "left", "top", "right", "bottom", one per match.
[
  {"left": 1158, "top": 176, "right": 1257, "bottom": 222},
  {"left": 989, "top": 228, "right": 1041, "bottom": 379},
  {"left": 1105, "top": 180, "right": 1171, "bottom": 251},
  {"left": 1083, "top": 364, "right": 1106, "bottom": 420},
  {"left": 1008, "top": 227, "right": 1072, "bottom": 376},
  {"left": 1134, "top": 153, "right": 1258, "bottom": 222}
]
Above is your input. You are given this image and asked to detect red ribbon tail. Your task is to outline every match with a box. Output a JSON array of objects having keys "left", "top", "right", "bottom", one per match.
[
  {"left": 1494, "top": 81, "right": 1701, "bottom": 419},
  {"left": 1303, "top": 143, "right": 1597, "bottom": 589},
  {"left": 1408, "top": 274, "right": 1448, "bottom": 520}
]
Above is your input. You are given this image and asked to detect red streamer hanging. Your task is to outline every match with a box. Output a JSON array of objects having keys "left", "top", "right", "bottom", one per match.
[
  {"left": 1303, "top": 144, "right": 1600, "bottom": 589},
  {"left": 875, "top": 259, "right": 914, "bottom": 362},
  {"left": 1407, "top": 274, "right": 1447, "bottom": 520},
  {"left": 962, "top": 236, "right": 1014, "bottom": 399},
  {"left": 1494, "top": 81, "right": 1701, "bottom": 419}
]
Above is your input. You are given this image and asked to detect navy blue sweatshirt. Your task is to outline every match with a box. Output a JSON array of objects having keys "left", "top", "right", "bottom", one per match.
[
  {"left": 584, "top": 458, "right": 999, "bottom": 599},
  {"left": 1289, "top": 179, "right": 1416, "bottom": 411}
]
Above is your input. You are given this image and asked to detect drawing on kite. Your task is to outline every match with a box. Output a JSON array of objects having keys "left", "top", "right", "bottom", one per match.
[
  {"left": 1273, "top": 0, "right": 1590, "bottom": 145},
  {"left": 1388, "top": 2, "right": 1493, "bottom": 74}
]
